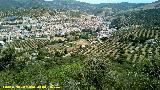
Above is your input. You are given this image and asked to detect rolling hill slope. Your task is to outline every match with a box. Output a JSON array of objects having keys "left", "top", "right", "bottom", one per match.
[{"left": 0, "top": 0, "right": 150, "bottom": 14}]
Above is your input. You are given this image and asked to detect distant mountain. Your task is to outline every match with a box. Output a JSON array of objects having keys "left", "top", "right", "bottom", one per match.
[
  {"left": 138, "top": 0, "right": 160, "bottom": 10},
  {"left": 14, "top": 0, "right": 45, "bottom": 8},
  {"left": 0, "top": 0, "right": 22, "bottom": 9},
  {"left": 95, "top": 2, "right": 146, "bottom": 11},
  {"left": 110, "top": 8, "right": 160, "bottom": 30},
  {"left": 43, "top": 0, "right": 95, "bottom": 11},
  {"left": 0, "top": 0, "right": 95, "bottom": 13},
  {"left": 13, "top": 0, "right": 95, "bottom": 10},
  {"left": 0, "top": 0, "right": 151, "bottom": 16},
  {"left": 93, "top": 2, "right": 146, "bottom": 16}
]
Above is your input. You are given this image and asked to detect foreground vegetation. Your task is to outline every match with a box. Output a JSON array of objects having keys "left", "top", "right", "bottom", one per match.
[
  {"left": 0, "top": 25, "right": 160, "bottom": 90},
  {"left": 0, "top": 1, "right": 160, "bottom": 90}
]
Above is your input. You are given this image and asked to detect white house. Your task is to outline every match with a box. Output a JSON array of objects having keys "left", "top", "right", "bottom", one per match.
[{"left": 0, "top": 41, "right": 5, "bottom": 47}]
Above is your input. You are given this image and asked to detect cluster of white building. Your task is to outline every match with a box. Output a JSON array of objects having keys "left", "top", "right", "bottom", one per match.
[{"left": 0, "top": 11, "right": 116, "bottom": 46}]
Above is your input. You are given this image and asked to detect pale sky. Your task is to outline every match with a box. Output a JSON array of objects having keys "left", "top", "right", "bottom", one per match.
[{"left": 45, "top": 0, "right": 158, "bottom": 4}]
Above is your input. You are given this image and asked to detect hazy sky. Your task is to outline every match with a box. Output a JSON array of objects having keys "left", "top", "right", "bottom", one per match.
[{"left": 76, "top": 0, "right": 158, "bottom": 4}]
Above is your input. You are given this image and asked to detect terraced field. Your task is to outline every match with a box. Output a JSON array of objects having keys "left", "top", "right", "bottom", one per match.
[
  {"left": 6, "top": 39, "right": 49, "bottom": 50},
  {"left": 4, "top": 27, "right": 160, "bottom": 62},
  {"left": 80, "top": 26, "right": 160, "bottom": 63}
]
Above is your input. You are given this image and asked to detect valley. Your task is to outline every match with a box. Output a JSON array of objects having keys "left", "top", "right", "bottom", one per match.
[{"left": 0, "top": 0, "right": 160, "bottom": 89}]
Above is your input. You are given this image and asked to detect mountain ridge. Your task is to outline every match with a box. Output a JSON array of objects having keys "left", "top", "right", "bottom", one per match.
[{"left": 0, "top": 0, "right": 159, "bottom": 15}]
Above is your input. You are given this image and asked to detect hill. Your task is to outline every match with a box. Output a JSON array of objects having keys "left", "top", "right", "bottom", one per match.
[
  {"left": 93, "top": 2, "right": 146, "bottom": 16},
  {"left": 0, "top": 0, "right": 149, "bottom": 15},
  {"left": 0, "top": 0, "right": 22, "bottom": 9},
  {"left": 138, "top": 0, "right": 160, "bottom": 10},
  {"left": 0, "top": 1, "right": 160, "bottom": 89},
  {"left": 96, "top": 2, "right": 146, "bottom": 11},
  {"left": 1, "top": 26, "right": 160, "bottom": 90},
  {"left": 0, "top": 0, "right": 95, "bottom": 12},
  {"left": 110, "top": 8, "right": 160, "bottom": 29}
]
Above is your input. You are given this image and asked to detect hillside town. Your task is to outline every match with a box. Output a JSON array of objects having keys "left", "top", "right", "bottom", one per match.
[
  {"left": 0, "top": 0, "right": 160, "bottom": 89},
  {"left": 0, "top": 11, "right": 116, "bottom": 47}
]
